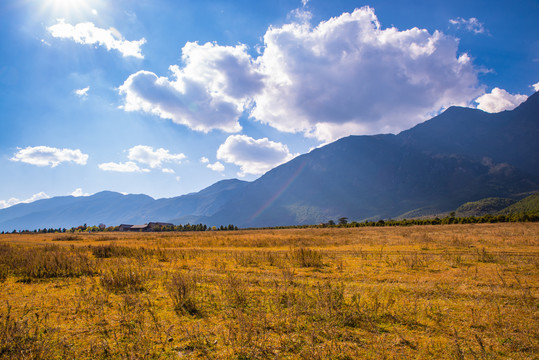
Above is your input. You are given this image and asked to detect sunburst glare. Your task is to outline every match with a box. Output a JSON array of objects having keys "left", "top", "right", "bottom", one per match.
[{"left": 38, "top": 0, "right": 101, "bottom": 19}]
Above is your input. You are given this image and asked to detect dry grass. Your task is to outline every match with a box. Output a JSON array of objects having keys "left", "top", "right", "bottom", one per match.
[{"left": 0, "top": 223, "right": 537, "bottom": 359}]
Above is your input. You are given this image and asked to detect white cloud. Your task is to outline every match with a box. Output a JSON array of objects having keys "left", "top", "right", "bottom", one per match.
[
  {"left": 0, "top": 192, "right": 50, "bottom": 209},
  {"left": 217, "top": 135, "right": 294, "bottom": 176},
  {"left": 200, "top": 156, "right": 224, "bottom": 172},
  {"left": 475, "top": 87, "right": 528, "bottom": 113},
  {"left": 532, "top": 82, "right": 539, "bottom": 92},
  {"left": 71, "top": 188, "right": 89, "bottom": 197},
  {"left": 98, "top": 161, "right": 149, "bottom": 173},
  {"left": 289, "top": 8, "right": 312, "bottom": 23},
  {"left": 301, "top": 0, "right": 309, "bottom": 6},
  {"left": 119, "top": 42, "right": 263, "bottom": 133},
  {"left": 74, "top": 86, "right": 90, "bottom": 99},
  {"left": 251, "top": 7, "right": 483, "bottom": 141},
  {"left": 162, "top": 168, "right": 175, "bottom": 174},
  {"left": 449, "top": 17, "right": 486, "bottom": 34},
  {"left": 10, "top": 146, "right": 88, "bottom": 167},
  {"left": 207, "top": 161, "right": 225, "bottom": 172},
  {"left": 47, "top": 19, "right": 146, "bottom": 58},
  {"left": 119, "top": 6, "right": 483, "bottom": 142},
  {"left": 127, "top": 145, "right": 186, "bottom": 168}
]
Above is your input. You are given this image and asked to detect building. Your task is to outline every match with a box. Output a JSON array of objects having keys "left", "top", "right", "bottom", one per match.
[
  {"left": 118, "top": 224, "right": 133, "bottom": 231},
  {"left": 118, "top": 222, "right": 174, "bottom": 232},
  {"left": 129, "top": 224, "right": 150, "bottom": 232}
]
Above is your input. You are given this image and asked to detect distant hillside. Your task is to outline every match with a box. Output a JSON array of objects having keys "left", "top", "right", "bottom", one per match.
[
  {"left": 455, "top": 198, "right": 516, "bottom": 217},
  {"left": 499, "top": 193, "right": 539, "bottom": 214},
  {"left": 0, "top": 180, "right": 248, "bottom": 231},
  {"left": 0, "top": 191, "right": 155, "bottom": 231},
  {"left": 396, "top": 208, "right": 449, "bottom": 220}
]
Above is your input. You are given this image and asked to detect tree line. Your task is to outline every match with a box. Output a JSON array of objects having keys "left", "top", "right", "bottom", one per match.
[
  {"left": 2, "top": 223, "right": 238, "bottom": 234},
  {"left": 2, "top": 212, "right": 537, "bottom": 234},
  {"left": 246, "top": 212, "right": 539, "bottom": 230}
]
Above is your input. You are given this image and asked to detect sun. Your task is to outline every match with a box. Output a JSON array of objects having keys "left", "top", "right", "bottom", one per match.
[{"left": 41, "top": 0, "right": 96, "bottom": 18}]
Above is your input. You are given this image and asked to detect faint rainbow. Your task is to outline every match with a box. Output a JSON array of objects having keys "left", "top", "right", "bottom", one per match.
[{"left": 249, "top": 158, "right": 308, "bottom": 222}]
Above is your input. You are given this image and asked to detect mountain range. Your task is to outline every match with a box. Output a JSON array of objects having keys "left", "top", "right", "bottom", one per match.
[{"left": 1, "top": 92, "right": 538, "bottom": 231}]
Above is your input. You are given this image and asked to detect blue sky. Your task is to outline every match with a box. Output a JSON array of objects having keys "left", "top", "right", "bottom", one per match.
[{"left": 1, "top": 0, "right": 538, "bottom": 207}]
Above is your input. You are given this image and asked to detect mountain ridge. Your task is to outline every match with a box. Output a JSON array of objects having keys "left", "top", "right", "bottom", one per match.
[{"left": 1, "top": 92, "right": 537, "bottom": 230}]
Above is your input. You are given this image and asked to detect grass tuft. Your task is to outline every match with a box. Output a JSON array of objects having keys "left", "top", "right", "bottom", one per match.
[
  {"left": 99, "top": 260, "right": 150, "bottom": 293},
  {"left": 167, "top": 271, "right": 199, "bottom": 315},
  {"left": 291, "top": 247, "right": 324, "bottom": 267}
]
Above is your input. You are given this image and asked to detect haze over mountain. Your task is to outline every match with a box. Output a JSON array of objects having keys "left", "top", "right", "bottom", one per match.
[{"left": 1, "top": 92, "right": 537, "bottom": 231}]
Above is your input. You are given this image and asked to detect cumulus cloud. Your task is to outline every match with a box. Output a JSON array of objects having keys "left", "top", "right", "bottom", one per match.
[
  {"left": 475, "top": 88, "right": 528, "bottom": 113},
  {"left": 99, "top": 145, "right": 185, "bottom": 173},
  {"left": 0, "top": 192, "right": 50, "bottom": 209},
  {"left": 47, "top": 19, "right": 146, "bottom": 58},
  {"left": 127, "top": 145, "right": 186, "bottom": 168},
  {"left": 10, "top": 146, "right": 88, "bottom": 167},
  {"left": 217, "top": 135, "right": 294, "bottom": 176},
  {"left": 74, "top": 86, "right": 90, "bottom": 99},
  {"left": 120, "top": 6, "right": 484, "bottom": 142},
  {"left": 200, "top": 157, "right": 224, "bottom": 172},
  {"left": 251, "top": 7, "right": 483, "bottom": 141},
  {"left": 532, "top": 82, "right": 539, "bottom": 92},
  {"left": 207, "top": 161, "right": 225, "bottom": 172},
  {"left": 119, "top": 42, "right": 263, "bottom": 132},
  {"left": 98, "top": 161, "right": 149, "bottom": 173},
  {"left": 449, "top": 17, "right": 486, "bottom": 34},
  {"left": 71, "top": 188, "right": 89, "bottom": 197}
]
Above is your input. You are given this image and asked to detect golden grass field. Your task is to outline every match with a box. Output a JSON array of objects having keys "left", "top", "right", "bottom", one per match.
[{"left": 0, "top": 223, "right": 537, "bottom": 359}]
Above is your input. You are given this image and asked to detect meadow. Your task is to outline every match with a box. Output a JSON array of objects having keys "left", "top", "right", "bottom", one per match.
[{"left": 0, "top": 223, "right": 537, "bottom": 359}]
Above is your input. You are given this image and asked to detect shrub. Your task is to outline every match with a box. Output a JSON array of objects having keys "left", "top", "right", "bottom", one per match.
[
  {"left": 221, "top": 273, "right": 250, "bottom": 308},
  {"left": 477, "top": 247, "right": 497, "bottom": 263},
  {"left": 291, "top": 247, "right": 324, "bottom": 268},
  {"left": 0, "top": 265, "right": 7, "bottom": 283},
  {"left": 0, "top": 305, "right": 53, "bottom": 358},
  {"left": 91, "top": 243, "right": 131, "bottom": 258},
  {"left": 167, "top": 271, "right": 199, "bottom": 315},
  {"left": 100, "top": 260, "right": 149, "bottom": 293},
  {"left": 4, "top": 245, "right": 96, "bottom": 282},
  {"left": 52, "top": 235, "right": 81, "bottom": 241}
]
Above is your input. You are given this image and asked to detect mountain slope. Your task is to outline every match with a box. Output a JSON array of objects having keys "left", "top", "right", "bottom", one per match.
[
  {"left": 202, "top": 93, "right": 538, "bottom": 226},
  {"left": 499, "top": 193, "right": 539, "bottom": 214},
  {"left": 1, "top": 92, "right": 537, "bottom": 230},
  {"left": 397, "top": 91, "right": 539, "bottom": 179},
  {"left": 141, "top": 179, "right": 249, "bottom": 223},
  {"left": 455, "top": 198, "right": 517, "bottom": 217},
  {"left": 0, "top": 180, "right": 249, "bottom": 231},
  {"left": 205, "top": 134, "right": 535, "bottom": 227},
  {"left": 0, "top": 192, "right": 155, "bottom": 231}
]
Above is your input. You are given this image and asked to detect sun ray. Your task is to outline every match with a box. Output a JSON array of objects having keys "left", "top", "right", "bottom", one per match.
[{"left": 39, "top": 0, "right": 101, "bottom": 19}]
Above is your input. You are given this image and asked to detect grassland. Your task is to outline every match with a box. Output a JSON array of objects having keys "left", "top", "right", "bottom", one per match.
[{"left": 0, "top": 223, "right": 537, "bottom": 359}]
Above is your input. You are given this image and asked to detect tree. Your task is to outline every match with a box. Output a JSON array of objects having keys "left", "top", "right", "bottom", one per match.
[{"left": 338, "top": 217, "right": 348, "bottom": 225}]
